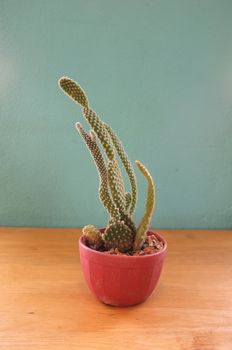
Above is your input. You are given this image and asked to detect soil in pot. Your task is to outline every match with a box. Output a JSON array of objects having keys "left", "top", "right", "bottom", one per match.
[{"left": 83, "top": 232, "right": 164, "bottom": 256}]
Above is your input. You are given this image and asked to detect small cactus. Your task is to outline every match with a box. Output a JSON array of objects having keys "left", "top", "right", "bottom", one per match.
[
  {"left": 83, "top": 225, "right": 103, "bottom": 249},
  {"left": 58, "top": 77, "right": 156, "bottom": 253}
]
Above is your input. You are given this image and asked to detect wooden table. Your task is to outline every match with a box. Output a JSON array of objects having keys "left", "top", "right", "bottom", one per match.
[{"left": 0, "top": 228, "right": 231, "bottom": 350}]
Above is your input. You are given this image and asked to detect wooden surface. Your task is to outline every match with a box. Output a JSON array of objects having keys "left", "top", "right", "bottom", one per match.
[{"left": 0, "top": 228, "right": 231, "bottom": 350}]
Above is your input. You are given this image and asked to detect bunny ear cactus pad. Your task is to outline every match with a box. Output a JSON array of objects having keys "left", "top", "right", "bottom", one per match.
[
  {"left": 133, "top": 160, "right": 156, "bottom": 251},
  {"left": 103, "top": 222, "right": 133, "bottom": 253},
  {"left": 58, "top": 76, "right": 156, "bottom": 253},
  {"left": 104, "top": 124, "right": 137, "bottom": 215},
  {"left": 107, "top": 159, "right": 126, "bottom": 213},
  {"left": 75, "top": 122, "right": 121, "bottom": 221},
  {"left": 59, "top": 77, "right": 89, "bottom": 108}
]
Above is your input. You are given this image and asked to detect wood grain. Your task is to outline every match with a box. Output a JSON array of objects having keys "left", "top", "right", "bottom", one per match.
[{"left": 0, "top": 228, "right": 231, "bottom": 350}]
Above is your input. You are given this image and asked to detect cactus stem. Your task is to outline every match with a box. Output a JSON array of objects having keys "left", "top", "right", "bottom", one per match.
[{"left": 133, "top": 160, "right": 155, "bottom": 251}]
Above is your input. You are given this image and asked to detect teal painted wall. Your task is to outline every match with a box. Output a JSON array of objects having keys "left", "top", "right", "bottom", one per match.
[{"left": 0, "top": 0, "right": 232, "bottom": 228}]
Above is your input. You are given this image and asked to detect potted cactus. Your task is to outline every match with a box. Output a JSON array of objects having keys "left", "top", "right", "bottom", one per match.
[{"left": 58, "top": 76, "right": 167, "bottom": 306}]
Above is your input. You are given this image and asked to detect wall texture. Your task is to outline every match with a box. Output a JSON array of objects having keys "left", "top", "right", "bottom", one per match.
[{"left": 0, "top": 0, "right": 232, "bottom": 228}]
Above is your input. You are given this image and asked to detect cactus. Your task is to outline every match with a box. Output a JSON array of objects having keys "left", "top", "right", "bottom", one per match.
[
  {"left": 104, "top": 124, "right": 137, "bottom": 214},
  {"left": 133, "top": 161, "right": 155, "bottom": 251},
  {"left": 58, "top": 76, "right": 156, "bottom": 253},
  {"left": 125, "top": 192, "right": 132, "bottom": 212},
  {"left": 59, "top": 77, "right": 89, "bottom": 108},
  {"left": 75, "top": 122, "right": 120, "bottom": 221},
  {"left": 82, "top": 107, "right": 115, "bottom": 160},
  {"left": 103, "top": 222, "right": 133, "bottom": 252},
  {"left": 107, "top": 159, "right": 126, "bottom": 213},
  {"left": 83, "top": 225, "right": 103, "bottom": 249}
]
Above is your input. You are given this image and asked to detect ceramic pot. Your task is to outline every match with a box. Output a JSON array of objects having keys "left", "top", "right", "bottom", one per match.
[{"left": 79, "top": 229, "right": 167, "bottom": 306}]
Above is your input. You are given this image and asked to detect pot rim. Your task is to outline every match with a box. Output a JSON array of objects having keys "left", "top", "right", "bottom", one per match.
[{"left": 79, "top": 228, "right": 167, "bottom": 259}]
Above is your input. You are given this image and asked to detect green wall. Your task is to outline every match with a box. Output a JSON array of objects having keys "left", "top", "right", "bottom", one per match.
[{"left": 0, "top": 0, "right": 232, "bottom": 228}]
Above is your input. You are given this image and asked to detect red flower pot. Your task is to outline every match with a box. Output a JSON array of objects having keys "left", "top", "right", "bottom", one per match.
[{"left": 79, "top": 229, "right": 167, "bottom": 306}]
